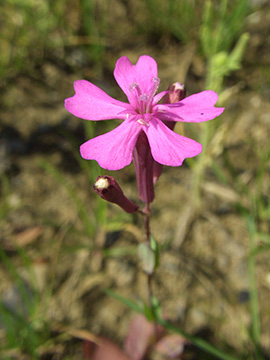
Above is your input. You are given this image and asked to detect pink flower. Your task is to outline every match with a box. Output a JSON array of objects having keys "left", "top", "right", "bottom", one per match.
[{"left": 65, "top": 55, "right": 224, "bottom": 171}]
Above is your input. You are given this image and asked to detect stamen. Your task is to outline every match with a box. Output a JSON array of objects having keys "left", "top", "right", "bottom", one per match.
[
  {"left": 145, "top": 77, "right": 160, "bottom": 113},
  {"left": 129, "top": 78, "right": 160, "bottom": 114},
  {"left": 129, "top": 82, "right": 142, "bottom": 97},
  {"left": 137, "top": 118, "right": 150, "bottom": 126},
  {"left": 151, "top": 77, "right": 160, "bottom": 97}
]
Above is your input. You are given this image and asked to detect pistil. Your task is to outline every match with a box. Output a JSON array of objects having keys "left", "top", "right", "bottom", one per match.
[
  {"left": 138, "top": 94, "right": 149, "bottom": 114},
  {"left": 129, "top": 77, "right": 160, "bottom": 115}
]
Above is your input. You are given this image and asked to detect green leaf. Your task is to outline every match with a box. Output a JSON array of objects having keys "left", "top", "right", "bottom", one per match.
[
  {"left": 157, "top": 319, "right": 241, "bottom": 360},
  {"left": 150, "top": 236, "right": 159, "bottom": 269},
  {"left": 151, "top": 296, "right": 162, "bottom": 320},
  {"left": 137, "top": 243, "right": 155, "bottom": 274},
  {"left": 103, "top": 288, "right": 144, "bottom": 315},
  {"left": 143, "top": 303, "right": 155, "bottom": 322}
]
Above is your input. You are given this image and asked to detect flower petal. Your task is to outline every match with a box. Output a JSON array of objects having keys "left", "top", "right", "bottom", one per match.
[
  {"left": 80, "top": 119, "right": 142, "bottom": 170},
  {"left": 113, "top": 56, "right": 158, "bottom": 108},
  {"left": 144, "top": 117, "right": 202, "bottom": 166},
  {"left": 156, "top": 90, "right": 224, "bottom": 123},
  {"left": 153, "top": 90, "right": 168, "bottom": 105},
  {"left": 65, "top": 80, "right": 131, "bottom": 121}
]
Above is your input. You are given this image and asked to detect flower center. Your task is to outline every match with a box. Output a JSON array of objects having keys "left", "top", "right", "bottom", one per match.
[{"left": 129, "top": 77, "right": 160, "bottom": 115}]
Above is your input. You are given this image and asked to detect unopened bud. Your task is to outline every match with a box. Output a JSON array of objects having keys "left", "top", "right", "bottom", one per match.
[
  {"left": 163, "top": 82, "right": 186, "bottom": 104},
  {"left": 153, "top": 83, "right": 186, "bottom": 184},
  {"left": 93, "top": 176, "right": 139, "bottom": 213}
]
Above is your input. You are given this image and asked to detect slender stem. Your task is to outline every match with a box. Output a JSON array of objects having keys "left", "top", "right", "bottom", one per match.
[
  {"left": 143, "top": 203, "right": 155, "bottom": 318},
  {"left": 147, "top": 273, "right": 153, "bottom": 309},
  {"left": 144, "top": 203, "right": 151, "bottom": 243},
  {"left": 143, "top": 203, "right": 159, "bottom": 337}
]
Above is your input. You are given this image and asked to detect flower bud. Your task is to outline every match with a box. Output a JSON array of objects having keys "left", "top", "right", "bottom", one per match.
[
  {"left": 93, "top": 176, "right": 139, "bottom": 213},
  {"left": 153, "top": 83, "right": 186, "bottom": 184},
  {"left": 163, "top": 82, "right": 186, "bottom": 105}
]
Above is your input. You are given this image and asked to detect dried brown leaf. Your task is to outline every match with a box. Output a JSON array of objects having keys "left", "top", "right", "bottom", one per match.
[
  {"left": 84, "top": 338, "right": 132, "bottom": 360},
  {"left": 13, "top": 226, "right": 42, "bottom": 246},
  {"left": 154, "top": 334, "right": 188, "bottom": 359},
  {"left": 124, "top": 314, "right": 156, "bottom": 360}
]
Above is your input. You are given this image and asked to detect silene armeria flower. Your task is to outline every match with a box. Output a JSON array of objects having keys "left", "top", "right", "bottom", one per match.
[{"left": 64, "top": 55, "right": 224, "bottom": 172}]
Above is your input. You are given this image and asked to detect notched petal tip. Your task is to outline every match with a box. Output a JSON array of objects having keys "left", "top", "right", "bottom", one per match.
[
  {"left": 145, "top": 117, "right": 203, "bottom": 167},
  {"left": 156, "top": 89, "right": 225, "bottom": 123},
  {"left": 64, "top": 79, "right": 129, "bottom": 121},
  {"left": 73, "top": 79, "right": 90, "bottom": 92},
  {"left": 114, "top": 56, "right": 132, "bottom": 68},
  {"left": 64, "top": 96, "right": 77, "bottom": 114},
  {"left": 64, "top": 96, "right": 71, "bottom": 109},
  {"left": 137, "top": 54, "right": 158, "bottom": 68},
  {"left": 113, "top": 54, "right": 158, "bottom": 107},
  {"left": 114, "top": 54, "right": 157, "bottom": 71},
  {"left": 201, "top": 90, "right": 219, "bottom": 104}
]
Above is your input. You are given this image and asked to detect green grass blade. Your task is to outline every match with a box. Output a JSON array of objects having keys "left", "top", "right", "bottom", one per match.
[
  {"left": 246, "top": 216, "right": 262, "bottom": 357},
  {"left": 39, "top": 159, "right": 94, "bottom": 237},
  {"left": 0, "top": 247, "right": 34, "bottom": 314},
  {"left": 102, "top": 246, "right": 137, "bottom": 257},
  {"left": 157, "top": 319, "right": 240, "bottom": 360},
  {"left": 103, "top": 288, "right": 144, "bottom": 314},
  {"left": 59, "top": 128, "right": 108, "bottom": 227}
]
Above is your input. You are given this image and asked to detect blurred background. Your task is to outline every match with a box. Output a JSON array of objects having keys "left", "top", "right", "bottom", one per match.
[{"left": 0, "top": 0, "right": 270, "bottom": 359}]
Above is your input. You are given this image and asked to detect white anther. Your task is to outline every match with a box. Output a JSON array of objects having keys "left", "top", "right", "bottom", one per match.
[
  {"left": 137, "top": 119, "right": 150, "bottom": 126},
  {"left": 95, "top": 177, "right": 109, "bottom": 190}
]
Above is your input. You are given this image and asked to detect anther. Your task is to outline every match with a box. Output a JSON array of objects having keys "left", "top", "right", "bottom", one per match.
[{"left": 137, "top": 118, "right": 150, "bottom": 126}]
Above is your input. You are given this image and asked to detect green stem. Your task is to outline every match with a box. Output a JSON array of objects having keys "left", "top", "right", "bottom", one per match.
[{"left": 143, "top": 203, "right": 154, "bottom": 309}]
